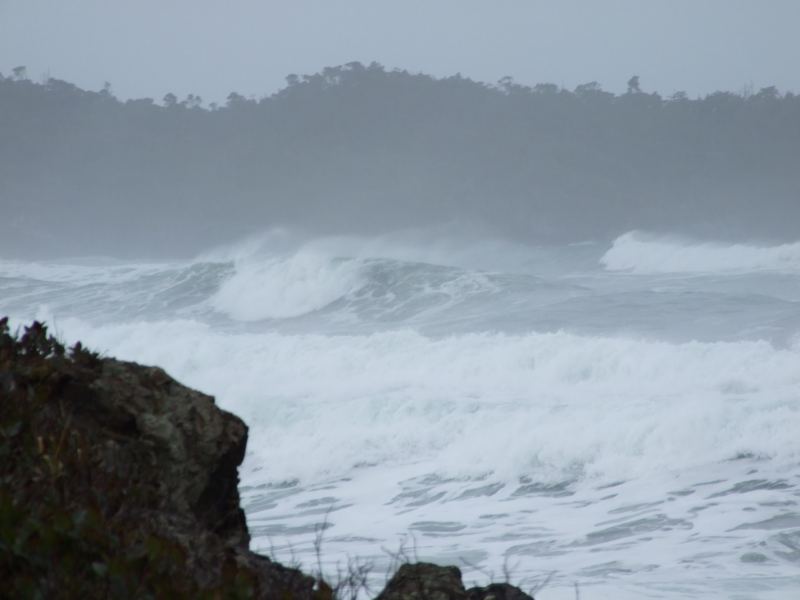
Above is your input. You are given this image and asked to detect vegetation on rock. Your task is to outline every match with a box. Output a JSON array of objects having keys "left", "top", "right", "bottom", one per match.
[{"left": 0, "top": 319, "right": 317, "bottom": 599}]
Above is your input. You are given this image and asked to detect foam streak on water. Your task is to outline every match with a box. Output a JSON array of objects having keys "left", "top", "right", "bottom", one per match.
[{"left": 2, "top": 230, "right": 800, "bottom": 599}]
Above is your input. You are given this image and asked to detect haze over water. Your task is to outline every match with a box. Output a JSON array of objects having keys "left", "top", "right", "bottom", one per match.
[{"left": 3, "top": 228, "right": 800, "bottom": 599}]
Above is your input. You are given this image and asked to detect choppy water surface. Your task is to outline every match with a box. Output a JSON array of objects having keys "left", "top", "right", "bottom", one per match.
[{"left": 3, "top": 230, "right": 800, "bottom": 599}]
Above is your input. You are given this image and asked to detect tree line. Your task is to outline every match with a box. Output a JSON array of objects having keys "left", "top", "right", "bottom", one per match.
[{"left": 1, "top": 62, "right": 798, "bottom": 257}]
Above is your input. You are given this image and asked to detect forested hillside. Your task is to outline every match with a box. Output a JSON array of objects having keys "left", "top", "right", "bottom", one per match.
[{"left": 2, "top": 62, "right": 798, "bottom": 257}]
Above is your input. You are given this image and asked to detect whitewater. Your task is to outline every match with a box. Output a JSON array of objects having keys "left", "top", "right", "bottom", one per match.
[{"left": 3, "top": 229, "right": 800, "bottom": 599}]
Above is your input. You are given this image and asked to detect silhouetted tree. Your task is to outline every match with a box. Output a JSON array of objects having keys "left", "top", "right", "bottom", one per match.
[
  {"left": 575, "top": 81, "right": 601, "bottom": 95},
  {"left": 532, "top": 83, "right": 559, "bottom": 95},
  {"left": 99, "top": 81, "right": 114, "bottom": 98},
  {"left": 183, "top": 94, "right": 202, "bottom": 108},
  {"left": 225, "top": 92, "right": 248, "bottom": 108},
  {"left": 755, "top": 86, "right": 779, "bottom": 100}
]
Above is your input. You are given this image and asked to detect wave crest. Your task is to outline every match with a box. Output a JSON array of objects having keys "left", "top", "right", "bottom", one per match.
[
  {"left": 210, "top": 251, "right": 363, "bottom": 320},
  {"left": 602, "top": 232, "right": 800, "bottom": 274}
]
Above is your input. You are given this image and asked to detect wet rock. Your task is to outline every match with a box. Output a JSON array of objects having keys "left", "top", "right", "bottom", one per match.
[{"left": 377, "top": 563, "right": 534, "bottom": 600}]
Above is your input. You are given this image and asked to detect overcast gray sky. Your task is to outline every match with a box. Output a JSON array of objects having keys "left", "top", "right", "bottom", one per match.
[{"left": 1, "top": 0, "right": 798, "bottom": 103}]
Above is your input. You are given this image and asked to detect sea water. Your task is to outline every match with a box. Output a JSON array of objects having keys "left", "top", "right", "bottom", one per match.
[{"left": 3, "top": 229, "right": 800, "bottom": 599}]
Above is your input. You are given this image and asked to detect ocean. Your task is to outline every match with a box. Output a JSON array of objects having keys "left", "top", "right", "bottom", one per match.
[{"left": 3, "top": 229, "right": 800, "bottom": 599}]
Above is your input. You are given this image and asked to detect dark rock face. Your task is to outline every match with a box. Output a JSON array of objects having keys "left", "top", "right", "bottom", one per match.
[
  {"left": 377, "top": 564, "right": 534, "bottom": 600},
  {"left": 0, "top": 320, "right": 535, "bottom": 599},
  {"left": 377, "top": 563, "right": 468, "bottom": 600},
  {"left": 466, "top": 583, "right": 536, "bottom": 600},
  {"left": 0, "top": 319, "right": 316, "bottom": 599},
  {"left": 86, "top": 355, "right": 250, "bottom": 549}
]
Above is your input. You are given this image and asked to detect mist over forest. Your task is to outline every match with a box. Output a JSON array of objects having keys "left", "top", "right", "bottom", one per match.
[{"left": 2, "top": 61, "right": 798, "bottom": 258}]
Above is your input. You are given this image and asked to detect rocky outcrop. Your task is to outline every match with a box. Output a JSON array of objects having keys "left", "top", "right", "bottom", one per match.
[
  {"left": 0, "top": 319, "right": 534, "bottom": 599},
  {"left": 377, "top": 563, "right": 467, "bottom": 600},
  {"left": 377, "top": 564, "right": 535, "bottom": 600},
  {"left": 467, "top": 583, "right": 536, "bottom": 600},
  {"left": 0, "top": 319, "right": 316, "bottom": 599}
]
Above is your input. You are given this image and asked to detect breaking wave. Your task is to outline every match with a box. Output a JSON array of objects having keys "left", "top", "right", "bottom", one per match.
[
  {"left": 602, "top": 231, "right": 800, "bottom": 274},
  {"left": 210, "top": 251, "right": 364, "bottom": 320},
  {"left": 14, "top": 316, "right": 800, "bottom": 485}
]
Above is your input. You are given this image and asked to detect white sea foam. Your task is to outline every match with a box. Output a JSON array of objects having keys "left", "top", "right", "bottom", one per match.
[
  {"left": 602, "top": 231, "right": 800, "bottom": 274},
  {"left": 28, "top": 316, "right": 800, "bottom": 486}
]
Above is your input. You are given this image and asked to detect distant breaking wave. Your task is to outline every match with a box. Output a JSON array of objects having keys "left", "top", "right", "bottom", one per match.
[
  {"left": 210, "top": 251, "right": 364, "bottom": 320},
  {"left": 209, "top": 253, "right": 504, "bottom": 323},
  {"left": 602, "top": 231, "right": 800, "bottom": 274},
  {"left": 204, "top": 230, "right": 521, "bottom": 322}
]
